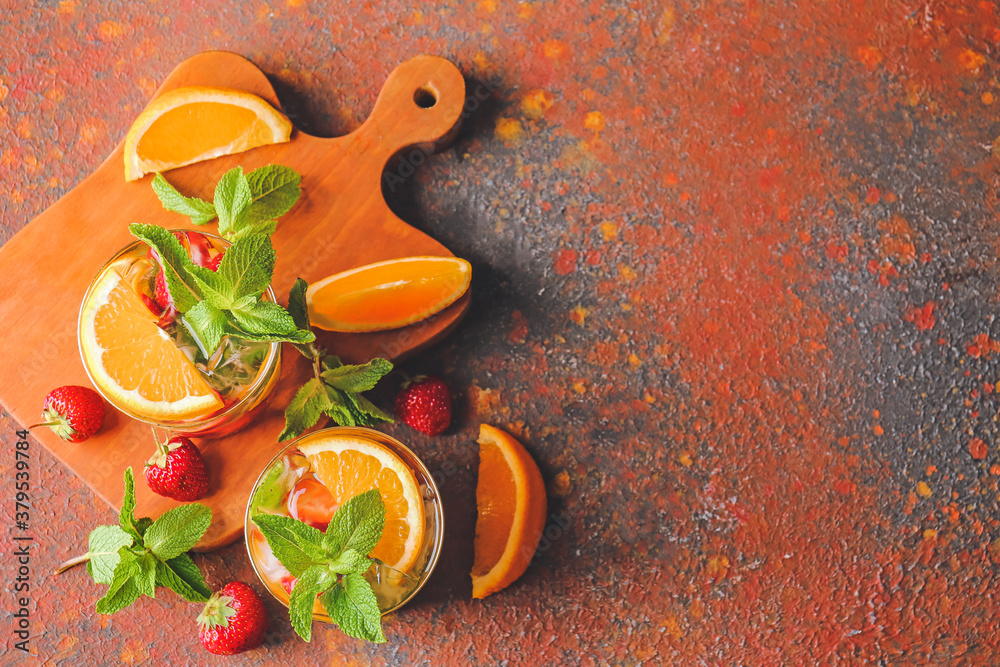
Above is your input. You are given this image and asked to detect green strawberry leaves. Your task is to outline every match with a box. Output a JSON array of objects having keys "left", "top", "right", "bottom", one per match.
[
  {"left": 58, "top": 468, "right": 214, "bottom": 612},
  {"left": 252, "top": 488, "right": 388, "bottom": 643}
]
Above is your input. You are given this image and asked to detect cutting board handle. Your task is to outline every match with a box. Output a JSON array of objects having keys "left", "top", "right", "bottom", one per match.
[{"left": 356, "top": 55, "right": 466, "bottom": 162}]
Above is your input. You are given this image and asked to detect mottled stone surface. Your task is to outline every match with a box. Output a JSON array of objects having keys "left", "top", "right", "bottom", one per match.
[{"left": 4, "top": 1, "right": 1000, "bottom": 664}]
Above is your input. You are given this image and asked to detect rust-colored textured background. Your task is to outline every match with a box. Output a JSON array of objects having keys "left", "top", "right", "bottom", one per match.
[{"left": 4, "top": 1, "right": 1000, "bottom": 664}]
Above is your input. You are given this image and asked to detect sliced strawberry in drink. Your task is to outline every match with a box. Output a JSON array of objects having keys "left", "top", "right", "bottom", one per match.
[
  {"left": 185, "top": 231, "right": 214, "bottom": 267},
  {"left": 279, "top": 575, "right": 297, "bottom": 595},
  {"left": 287, "top": 478, "right": 338, "bottom": 531}
]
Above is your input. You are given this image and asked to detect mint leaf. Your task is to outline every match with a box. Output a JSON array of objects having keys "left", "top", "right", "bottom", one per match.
[
  {"left": 280, "top": 351, "right": 394, "bottom": 439},
  {"left": 144, "top": 503, "right": 212, "bottom": 561},
  {"left": 287, "top": 278, "right": 314, "bottom": 358},
  {"left": 225, "top": 324, "right": 315, "bottom": 345},
  {"left": 246, "top": 165, "right": 301, "bottom": 224},
  {"left": 259, "top": 490, "right": 389, "bottom": 644},
  {"left": 135, "top": 552, "right": 158, "bottom": 599},
  {"left": 252, "top": 513, "right": 328, "bottom": 577},
  {"left": 129, "top": 224, "right": 201, "bottom": 313},
  {"left": 189, "top": 266, "right": 235, "bottom": 310},
  {"left": 288, "top": 278, "right": 310, "bottom": 330},
  {"left": 322, "top": 358, "right": 393, "bottom": 393},
  {"left": 345, "top": 393, "right": 394, "bottom": 425},
  {"left": 182, "top": 300, "right": 228, "bottom": 357},
  {"left": 134, "top": 517, "right": 153, "bottom": 538},
  {"left": 322, "top": 573, "right": 386, "bottom": 643},
  {"left": 85, "top": 526, "right": 134, "bottom": 585},
  {"left": 324, "top": 392, "right": 359, "bottom": 427},
  {"left": 215, "top": 167, "right": 252, "bottom": 238},
  {"left": 218, "top": 233, "right": 274, "bottom": 301},
  {"left": 328, "top": 549, "right": 371, "bottom": 575},
  {"left": 323, "top": 489, "right": 384, "bottom": 557},
  {"left": 232, "top": 299, "right": 298, "bottom": 335},
  {"left": 279, "top": 377, "right": 332, "bottom": 441},
  {"left": 155, "top": 553, "right": 211, "bottom": 603},
  {"left": 96, "top": 551, "right": 142, "bottom": 614},
  {"left": 152, "top": 173, "right": 217, "bottom": 225},
  {"left": 289, "top": 564, "right": 336, "bottom": 642},
  {"left": 228, "top": 218, "right": 277, "bottom": 242},
  {"left": 119, "top": 467, "right": 142, "bottom": 542}
]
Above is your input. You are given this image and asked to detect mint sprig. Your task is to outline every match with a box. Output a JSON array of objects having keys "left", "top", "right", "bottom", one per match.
[
  {"left": 132, "top": 222, "right": 313, "bottom": 356},
  {"left": 278, "top": 279, "right": 393, "bottom": 441},
  {"left": 253, "top": 489, "right": 388, "bottom": 643},
  {"left": 132, "top": 164, "right": 316, "bottom": 357},
  {"left": 153, "top": 165, "right": 301, "bottom": 241},
  {"left": 56, "top": 468, "right": 214, "bottom": 612},
  {"left": 145, "top": 164, "right": 311, "bottom": 354}
]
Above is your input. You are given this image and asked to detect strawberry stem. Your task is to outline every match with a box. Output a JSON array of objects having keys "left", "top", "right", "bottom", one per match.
[
  {"left": 147, "top": 427, "right": 171, "bottom": 468},
  {"left": 27, "top": 421, "right": 59, "bottom": 430}
]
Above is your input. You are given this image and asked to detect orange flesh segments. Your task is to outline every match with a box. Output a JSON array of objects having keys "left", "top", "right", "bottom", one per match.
[
  {"left": 472, "top": 424, "right": 547, "bottom": 599},
  {"left": 79, "top": 266, "right": 223, "bottom": 420},
  {"left": 306, "top": 256, "right": 471, "bottom": 332},
  {"left": 298, "top": 434, "right": 425, "bottom": 573}
]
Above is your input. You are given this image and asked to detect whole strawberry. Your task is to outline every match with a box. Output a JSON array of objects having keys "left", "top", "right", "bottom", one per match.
[
  {"left": 198, "top": 582, "right": 269, "bottom": 655},
  {"left": 31, "top": 385, "right": 105, "bottom": 442},
  {"left": 395, "top": 375, "right": 452, "bottom": 436},
  {"left": 144, "top": 433, "right": 210, "bottom": 501}
]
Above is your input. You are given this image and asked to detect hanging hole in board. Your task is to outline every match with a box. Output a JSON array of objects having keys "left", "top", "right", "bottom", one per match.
[{"left": 414, "top": 86, "right": 437, "bottom": 108}]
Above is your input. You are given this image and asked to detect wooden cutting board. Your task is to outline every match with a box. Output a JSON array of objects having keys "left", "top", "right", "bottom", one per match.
[{"left": 0, "top": 51, "right": 469, "bottom": 550}]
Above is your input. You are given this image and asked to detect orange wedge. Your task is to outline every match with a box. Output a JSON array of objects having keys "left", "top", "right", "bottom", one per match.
[
  {"left": 79, "top": 266, "right": 224, "bottom": 420},
  {"left": 298, "top": 434, "right": 425, "bottom": 573},
  {"left": 123, "top": 86, "right": 293, "bottom": 181},
  {"left": 306, "top": 256, "right": 471, "bottom": 332},
  {"left": 472, "top": 424, "right": 547, "bottom": 599}
]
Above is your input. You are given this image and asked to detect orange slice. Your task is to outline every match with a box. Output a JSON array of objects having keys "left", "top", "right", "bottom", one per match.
[
  {"left": 123, "top": 86, "right": 293, "bottom": 181},
  {"left": 79, "top": 266, "right": 224, "bottom": 420},
  {"left": 306, "top": 256, "right": 471, "bottom": 332},
  {"left": 298, "top": 434, "right": 425, "bottom": 573},
  {"left": 472, "top": 424, "right": 547, "bottom": 599}
]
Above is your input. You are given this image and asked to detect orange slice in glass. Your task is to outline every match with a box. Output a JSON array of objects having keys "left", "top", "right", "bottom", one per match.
[
  {"left": 123, "top": 86, "right": 293, "bottom": 181},
  {"left": 305, "top": 256, "right": 471, "bottom": 332},
  {"left": 298, "top": 434, "right": 425, "bottom": 573},
  {"left": 472, "top": 424, "right": 547, "bottom": 599},
  {"left": 79, "top": 267, "right": 224, "bottom": 420}
]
